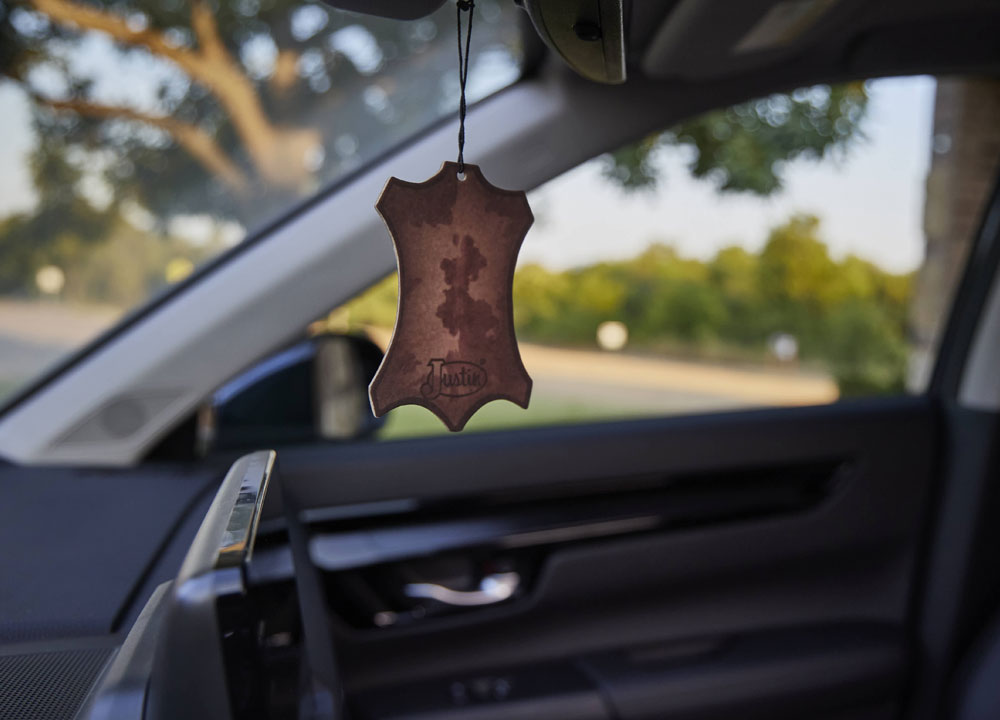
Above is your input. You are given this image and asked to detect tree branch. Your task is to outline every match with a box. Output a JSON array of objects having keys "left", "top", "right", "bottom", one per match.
[
  {"left": 30, "top": 0, "right": 320, "bottom": 190},
  {"left": 38, "top": 96, "right": 250, "bottom": 194},
  {"left": 271, "top": 49, "right": 300, "bottom": 93},
  {"left": 32, "top": 0, "right": 206, "bottom": 79},
  {"left": 189, "top": 0, "right": 227, "bottom": 61}
]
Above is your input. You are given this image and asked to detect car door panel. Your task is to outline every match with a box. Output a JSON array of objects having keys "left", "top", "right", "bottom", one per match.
[
  {"left": 351, "top": 624, "right": 903, "bottom": 720},
  {"left": 260, "top": 395, "right": 935, "bottom": 718}
]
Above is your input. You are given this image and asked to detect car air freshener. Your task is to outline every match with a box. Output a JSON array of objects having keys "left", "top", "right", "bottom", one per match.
[{"left": 368, "top": 1, "right": 533, "bottom": 431}]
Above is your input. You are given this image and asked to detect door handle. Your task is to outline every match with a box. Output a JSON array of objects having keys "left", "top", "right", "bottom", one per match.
[{"left": 403, "top": 572, "right": 520, "bottom": 607}]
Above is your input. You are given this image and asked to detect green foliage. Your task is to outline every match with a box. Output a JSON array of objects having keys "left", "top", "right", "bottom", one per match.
[
  {"left": 824, "top": 299, "right": 908, "bottom": 396},
  {"left": 341, "top": 215, "right": 914, "bottom": 397},
  {"left": 341, "top": 273, "right": 399, "bottom": 329},
  {"left": 0, "top": 137, "right": 117, "bottom": 294},
  {"left": 0, "top": 209, "right": 225, "bottom": 304},
  {"left": 604, "top": 83, "right": 869, "bottom": 195}
]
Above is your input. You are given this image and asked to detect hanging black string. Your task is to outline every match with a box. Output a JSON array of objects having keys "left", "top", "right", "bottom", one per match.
[{"left": 456, "top": 0, "right": 475, "bottom": 176}]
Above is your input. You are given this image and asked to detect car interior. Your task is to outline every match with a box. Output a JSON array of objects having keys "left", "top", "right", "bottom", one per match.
[{"left": 2, "top": 0, "right": 1000, "bottom": 719}]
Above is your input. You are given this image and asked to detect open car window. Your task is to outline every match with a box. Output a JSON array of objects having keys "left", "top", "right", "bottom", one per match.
[
  {"left": 331, "top": 75, "right": 1000, "bottom": 440},
  {"left": 0, "top": 0, "right": 524, "bottom": 405}
]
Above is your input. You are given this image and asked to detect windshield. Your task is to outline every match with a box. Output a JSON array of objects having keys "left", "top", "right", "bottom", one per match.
[{"left": 0, "top": 0, "right": 523, "bottom": 403}]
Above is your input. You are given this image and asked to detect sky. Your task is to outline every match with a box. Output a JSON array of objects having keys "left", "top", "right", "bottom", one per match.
[
  {"left": 521, "top": 76, "right": 937, "bottom": 274},
  {"left": 0, "top": 85, "right": 35, "bottom": 218},
  {"left": 0, "top": 73, "right": 936, "bottom": 275}
]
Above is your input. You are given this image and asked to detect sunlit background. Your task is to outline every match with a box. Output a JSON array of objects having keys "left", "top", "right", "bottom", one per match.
[{"left": 0, "top": 0, "right": 992, "bottom": 442}]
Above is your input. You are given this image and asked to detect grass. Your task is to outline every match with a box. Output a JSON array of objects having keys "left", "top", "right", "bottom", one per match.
[{"left": 378, "top": 395, "right": 641, "bottom": 440}]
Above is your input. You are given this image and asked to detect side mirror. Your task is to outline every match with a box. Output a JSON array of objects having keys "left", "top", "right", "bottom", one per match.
[{"left": 206, "top": 333, "right": 385, "bottom": 451}]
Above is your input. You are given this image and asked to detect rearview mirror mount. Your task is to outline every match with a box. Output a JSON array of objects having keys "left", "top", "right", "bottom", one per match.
[{"left": 316, "top": 0, "right": 448, "bottom": 20}]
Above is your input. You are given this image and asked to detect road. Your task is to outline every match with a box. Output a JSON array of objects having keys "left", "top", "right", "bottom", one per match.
[
  {"left": 0, "top": 302, "right": 838, "bottom": 419},
  {"left": 364, "top": 326, "right": 837, "bottom": 436},
  {"left": 0, "top": 300, "right": 122, "bottom": 399},
  {"left": 519, "top": 343, "right": 837, "bottom": 411}
]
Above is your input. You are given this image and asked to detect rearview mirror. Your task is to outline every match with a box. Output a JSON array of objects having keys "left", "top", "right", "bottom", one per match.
[
  {"left": 317, "top": 0, "right": 447, "bottom": 19},
  {"left": 206, "top": 333, "right": 385, "bottom": 452}
]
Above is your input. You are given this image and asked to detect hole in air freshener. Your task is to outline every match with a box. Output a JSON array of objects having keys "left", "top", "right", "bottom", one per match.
[{"left": 367, "top": 1, "right": 534, "bottom": 432}]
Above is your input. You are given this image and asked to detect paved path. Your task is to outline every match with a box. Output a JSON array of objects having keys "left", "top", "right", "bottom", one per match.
[
  {"left": 520, "top": 344, "right": 837, "bottom": 408},
  {"left": 0, "top": 300, "right": 121, "bottom": 397},
  {"left": 366, "top": 326, "right": 838, "bottom": 411},
  {"left": 0, "top": 302, "right": 838, "bottom": 412}
]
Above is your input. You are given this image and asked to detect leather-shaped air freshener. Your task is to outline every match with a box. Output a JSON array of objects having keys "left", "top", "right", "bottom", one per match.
[{"left": 369, "top": 162, "right": 533, "bottom": 431}]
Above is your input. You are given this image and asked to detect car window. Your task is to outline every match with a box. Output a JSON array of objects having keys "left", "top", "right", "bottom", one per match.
[
  {"left": 0, "top": 0, "right": 524, "bottom": 404},
  {"left": 333, "top": 75, "right": 1000, "bottom": 440}
]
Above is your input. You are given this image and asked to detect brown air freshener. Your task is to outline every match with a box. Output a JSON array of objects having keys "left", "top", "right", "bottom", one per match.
[{"left": 368, "top": 162, "right": 533, "bottom": 431}]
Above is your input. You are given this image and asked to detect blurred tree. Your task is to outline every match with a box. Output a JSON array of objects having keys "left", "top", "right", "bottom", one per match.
[
  {"left": 62, "top": 215, "right": 222, "bottom": 304},
  {"left": 824, "top": 299, "right": 908, "bottom": 396},
  {"left": 758, "top": 214, "right": 838, "bottom": 310},
  {"left": 707, "top": 246, "right": 761, "bottom": 344},
  {"left": 511, "top": 263, "right": 572, "bottom": 338},
  {"left": 340, "top": 273, "right": 398, "bottom": 329},
  {"left": 0, "top": 0, "right": 519, "bottom": 294},
  {"left": 830, "top": 254, "right": 879, "bottom": 303},
  {"left": 646, "top": 279, "right": 727, "bottom": 343},
  {"left": 603, "top": 83, "right": 869, "bottom": 195},
  {"left": 0, "top": 134, "right": 116, "bottom": 292},
  {"left": 340, "top": 214, "right": 914, "bottom": 395},
  {"left": 708, "top": 246, "right": 757, "bottom": 302}
]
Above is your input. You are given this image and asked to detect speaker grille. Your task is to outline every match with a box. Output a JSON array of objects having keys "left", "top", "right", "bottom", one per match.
[{"left": 0, "top": 647, "right": 113, "bottom": 720}]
